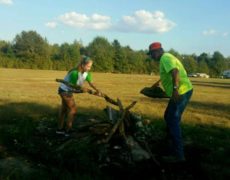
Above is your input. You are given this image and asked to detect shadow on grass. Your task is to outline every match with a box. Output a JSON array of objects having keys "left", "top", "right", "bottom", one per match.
[
  {"left": 0, "top": 100, "right": 57, "bottom": 123},
  {"left": 0, "top": 100, "right": 106, "bottom": 123},
  {"left": 137, "top": 95, "right": 230, "bottom": 120},
  {"left": 0, "top": 100, "right": 230, "bottom": 180},
  {"left": 0, "top": 100, "right": 109, "bottom": 179},
  {"left": 189, "top": 100, "right": 230, "bottom": 119},
  {"left": 191, "top": 79, "right": 230, "bottom": 86},
  {"left": 0, "top": 100, "right": 107, "bottom": 145},
  {"left": 191, "top": 80, "right": 230, "bottom": 89}
]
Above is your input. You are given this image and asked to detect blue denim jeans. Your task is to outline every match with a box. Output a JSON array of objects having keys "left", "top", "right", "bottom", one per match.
[{"left": 164, "top": 89, "right": 193, "bottom": 159}]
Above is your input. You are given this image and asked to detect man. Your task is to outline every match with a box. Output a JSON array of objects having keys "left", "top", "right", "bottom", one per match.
[{"left": 148, "top": 42, "right": 193, "bottom": 162}]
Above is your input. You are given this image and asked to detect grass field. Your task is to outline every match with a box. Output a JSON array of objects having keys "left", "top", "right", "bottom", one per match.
[
  {"left": 0, "top": 68, "right": 230, "bottom": 179},
  {"left": 0, "top": 68, "right": 229, "bottom": 127}
]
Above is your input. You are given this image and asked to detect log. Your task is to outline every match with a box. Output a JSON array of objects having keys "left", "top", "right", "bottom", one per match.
[
  {"left": 56, "top": 79, "right": 83, "bottom": 92},
  {"left": 103, "top": 99, "right": 137, "bottom": 143},
  {"left": 89, "top": 123, "right": 112, "bottom": 135},
  {"left": 126, "top": 136, "right": 151, "bottom": 162},
  {"left": 104, "top": 95, "right": 119, "bottom": 106},
  {"left": 105, "top": 106, "right": 119, "bottom": 123},
  {"left": 103, "top": 115, "right": 125, "bottom": 143},
  {"left": 56, "top": 79, "right": 118, "bottom": 106}
]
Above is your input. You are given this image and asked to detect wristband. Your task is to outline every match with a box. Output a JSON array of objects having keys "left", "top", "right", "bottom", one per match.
[{"left": 173, "top": 86, "right": 178, "bottom": 89}]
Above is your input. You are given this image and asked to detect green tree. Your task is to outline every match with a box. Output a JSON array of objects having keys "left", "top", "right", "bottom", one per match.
[
  {"left": 12, "top": 30, "right": 50, "bottom": 68},
  {"left": 197, "top": 52, "right": 216, "bottom": 75},
  {"left": 87, "top": 37, "right": 114, "bottom": 72},
  {"left": 181, "top": 55, "right": 198, "bottom": 74},
  {"left": 226, "top": 57, "right": 230, "bottom": 69},
  {"left": 168, "top": 48, "right": 183, "bottom": 60},
  {"left": 211, "top": 51, "right": 225, "bottom": 76},
  {"left": 52, "top": 41, "right": 81, "bottom": 70},
  {"left": 50, "top": 43, "right": 61, "bottom": 61},
  {"left": 197, "top": 60, "right": 209, "bottom": 74},
  {"left": 197, "top": 53, "right": 210, "bottom": 64},
  {"left": 145, "top": 57, "right": 159, "bottom": 75},
  {"left": 112, "top": 39, "right": 126, "bottom": 73},
  {"left": 127, "top": 50, "right": 146, "bottom": 74},
  {"left": 13, "top": 31, "right": 49, "bottom": 59},
  {"left": 59, "top": 42, "right": 80, "bottom": 62},
  {"left": 120, "top": 46, "right": 133, "bottom": 73},
  {"left": 0, "top": 40, "right": 14, "bottom": 58}
]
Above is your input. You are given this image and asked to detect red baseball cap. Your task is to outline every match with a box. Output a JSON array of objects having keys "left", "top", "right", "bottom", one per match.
[{"left": 149, "top": 42, "right": 162, "bottom": 51}]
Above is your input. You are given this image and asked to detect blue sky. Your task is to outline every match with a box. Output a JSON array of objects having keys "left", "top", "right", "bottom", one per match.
[{"left": 0, "top": 0, "right": 230, "bottom": 57}]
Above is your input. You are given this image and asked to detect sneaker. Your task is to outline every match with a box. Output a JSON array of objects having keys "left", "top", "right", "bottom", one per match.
[
  {"left": 161, "top": 155, "right": 186, "bottom": 163},
  {"left": 56, "top": 129, "right": 65, "bottom": 135},
  {"left": 64, "top": 129, "right": 75, "bottom": 137},
  {"left": 64, "top": 132, "right": 70, "bottom": 137}
]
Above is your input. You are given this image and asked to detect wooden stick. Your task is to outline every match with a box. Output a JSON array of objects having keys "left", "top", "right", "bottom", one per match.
[
  {"left": 103, "top": 110, "right": 126, "bottom": 143},
  {"left": 125, "top": 101, "right": 137, "bottom": 111},
  {"left": 117, "top": 98, "right": 126, "bottom": 140},
  {"left": 104, "top": 95, "right": 119, "bottom": 106},
  {"left": 56, "top": 79, "right": 82, "bottom": 91},
  {"left": 103, "top": 99, "right": 137, "bottom": 143},
  {"left": 142, "top": 141, "right": 161, "bottom": 167},
  {"left": 56, "top": 79, "right": 118, "bottom": 106}
]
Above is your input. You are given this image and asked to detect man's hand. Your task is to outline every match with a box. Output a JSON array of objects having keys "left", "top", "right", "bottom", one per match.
[
  {"left": 151, "top": 79, "right": 161, "bottom": 88},
  {"left": 172, "top": 89, "right": 180, "bottom": 102}
]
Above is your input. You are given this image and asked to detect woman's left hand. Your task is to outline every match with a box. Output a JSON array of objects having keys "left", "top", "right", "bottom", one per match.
[{"left": 96, "top": 89, "right": 103, "bottom": 96}]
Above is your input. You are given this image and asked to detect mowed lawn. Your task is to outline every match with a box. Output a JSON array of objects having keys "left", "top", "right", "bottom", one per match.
[{"left": 0, "top": 68, "right": 229, "bottom": 128}]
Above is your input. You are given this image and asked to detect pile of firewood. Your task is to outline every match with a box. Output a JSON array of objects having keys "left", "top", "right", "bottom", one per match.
[{"left": 55, "top": 79, "right": 163, "bottom": 169}]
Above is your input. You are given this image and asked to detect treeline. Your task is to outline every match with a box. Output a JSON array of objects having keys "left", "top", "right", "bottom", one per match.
[{"left": 0, "top": 30, "right": 229, "bottom": 77}]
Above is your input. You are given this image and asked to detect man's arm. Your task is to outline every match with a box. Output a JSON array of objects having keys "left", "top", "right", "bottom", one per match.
[
  {"left": 172, "top": 68, "right": 179, "bottom": 88},
  {"left": 171, "top": 68, "right": 180, "bottom": 101},
  {"left": 151, "top": 79, "right": 161, "bottom": 88}
]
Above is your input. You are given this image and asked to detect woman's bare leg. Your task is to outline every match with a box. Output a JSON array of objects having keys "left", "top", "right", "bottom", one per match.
[
  {"left": 61, "top": 95, "right": 77, "bottom": 132},
  {"left": 58, "top": 97, "right": 68, "bottom": 130}
]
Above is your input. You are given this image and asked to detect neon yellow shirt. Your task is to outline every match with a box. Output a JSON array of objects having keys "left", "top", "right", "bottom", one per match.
[{"left": 160, "top": 53, "right": 193, "bottom": 97}]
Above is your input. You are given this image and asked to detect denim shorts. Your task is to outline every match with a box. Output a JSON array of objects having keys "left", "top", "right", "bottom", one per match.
[{"left": 58, "top": 87, "right": 73, "bottom": 97}]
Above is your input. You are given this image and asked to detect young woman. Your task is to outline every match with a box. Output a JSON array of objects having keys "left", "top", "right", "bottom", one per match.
[{"left": 56, "top": 56, "right": 101, "bottom": 136}]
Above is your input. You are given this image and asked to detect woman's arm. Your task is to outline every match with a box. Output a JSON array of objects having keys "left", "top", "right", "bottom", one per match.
[
  {"left": 88, "top": 82, "right": 103, "bottom": 96},
  {"left": 88, "top": 82, "right": 99, "bottom": 92}
]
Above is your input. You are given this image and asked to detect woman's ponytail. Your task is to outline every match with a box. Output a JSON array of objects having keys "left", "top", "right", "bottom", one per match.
[{"left": 81, "top": 55, "right": 92, "bottom": 66}]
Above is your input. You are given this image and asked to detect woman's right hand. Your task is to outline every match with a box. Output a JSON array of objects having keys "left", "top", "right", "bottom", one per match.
[
  {"left": 81, "top": 87, "right": 89, "bottom": 93},
  {"left": 95, "top": 89, "right": 103, "bottom": 96}
]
